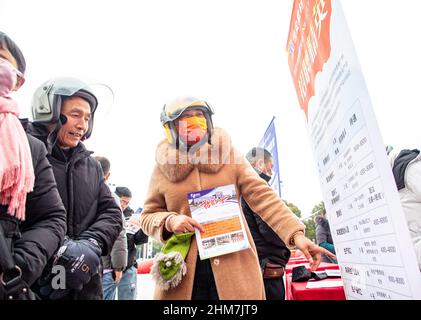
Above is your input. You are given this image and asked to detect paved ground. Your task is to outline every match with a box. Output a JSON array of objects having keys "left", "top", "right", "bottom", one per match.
[{"left": 136, "top": 274, "right": 155, "bottom": 300}]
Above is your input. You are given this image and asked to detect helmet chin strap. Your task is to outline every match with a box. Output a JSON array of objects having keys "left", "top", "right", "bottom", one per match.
[{"left": 46, "top": 115, "right": 67, "bottom": 154}]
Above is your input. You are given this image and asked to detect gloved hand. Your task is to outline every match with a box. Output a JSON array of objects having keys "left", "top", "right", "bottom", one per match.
[{"left": 38, "top": 238, "right": 102, "bottom": 300}]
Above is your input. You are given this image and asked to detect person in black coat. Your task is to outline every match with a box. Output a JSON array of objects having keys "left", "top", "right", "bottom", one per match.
[
  {"left": 114, "top": 186, "right": 148, "bottom": 300},
  {"left": 241, "top": 147, "right": 291, "bottom": 300},
  {"left": 0, "top": 31, "right": 67, "bottom": 300},
  {"left": 27, "top": 77, "right": 123, "bottom": 300},
  {"left": 95, "top": 156, "right": 128, "bottom": 301},
  {"left": 315, "top": 209, "right": 337, "bottom": 264}
]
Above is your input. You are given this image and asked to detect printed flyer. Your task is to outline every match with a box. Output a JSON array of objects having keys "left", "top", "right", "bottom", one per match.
[
  {"left": 125, "top": 213, "right": 142, "bottom": 235},
  {"left": 188, "top": 184, "right": 250, "bottom": 260}
]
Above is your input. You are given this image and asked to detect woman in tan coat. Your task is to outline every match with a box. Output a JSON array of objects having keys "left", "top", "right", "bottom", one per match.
[{"left": 140, "top": 97, "right": 334, "bottom": 300}]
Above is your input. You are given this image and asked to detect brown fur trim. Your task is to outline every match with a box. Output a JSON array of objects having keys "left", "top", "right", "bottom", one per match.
[{"left": 155, "top": 128, "right": 233, "bottom": 182}]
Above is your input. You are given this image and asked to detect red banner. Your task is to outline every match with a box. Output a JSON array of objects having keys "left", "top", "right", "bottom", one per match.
[{"left": 287, "top": 0, "right": 332, "bottom": 117}]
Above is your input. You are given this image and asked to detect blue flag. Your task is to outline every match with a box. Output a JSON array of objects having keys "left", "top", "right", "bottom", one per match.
[{"left": 258, "top": 117, "right": 281, "bottom": 197}]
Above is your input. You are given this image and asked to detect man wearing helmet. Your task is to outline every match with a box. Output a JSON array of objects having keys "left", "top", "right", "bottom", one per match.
[
  {"left": 27, "top": 77, "right": 123, "bottom": 300},
  {"left": 140, "top": 97, "right": 334, "bottom": 300}
]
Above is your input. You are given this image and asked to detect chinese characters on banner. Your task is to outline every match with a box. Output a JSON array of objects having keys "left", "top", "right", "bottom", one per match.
[
  {"left": 287, "top": 0, "right": 421, "bottom": 299},
  {"left": 258, "top": 117, "right": 282, "bottom": 197}
]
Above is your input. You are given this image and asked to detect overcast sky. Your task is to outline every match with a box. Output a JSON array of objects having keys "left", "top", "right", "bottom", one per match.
[{"left": 1, "top": 0, "right": 420, "bottom": 216}]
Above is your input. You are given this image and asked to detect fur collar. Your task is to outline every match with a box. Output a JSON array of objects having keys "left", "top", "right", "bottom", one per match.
[{"left": 156, "top": 127, "right": 233, "bottom": 182}]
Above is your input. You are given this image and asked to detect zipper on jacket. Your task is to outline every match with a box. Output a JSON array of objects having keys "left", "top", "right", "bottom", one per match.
[{"left": 65, "top": 148, "right": 91, "bottom": 238}]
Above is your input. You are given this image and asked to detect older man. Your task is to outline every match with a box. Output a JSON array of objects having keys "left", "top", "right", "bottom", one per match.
[{"left": 28, "top": 77, "right": 123, "bottom": 300}]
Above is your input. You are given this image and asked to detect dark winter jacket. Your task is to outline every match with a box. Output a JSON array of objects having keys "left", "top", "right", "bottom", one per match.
[
  {"left": 27, "top": 123, "right": 123, "bottom": 299},
  {"left": 124, "top": 207, "right": 148, "bottom": 270},
  {"left": 102, "top": 212, "right": 128, "bottom": 272},
  {"left": 315, "top": 215, "right": 333, "bottom": 245},
  {"left": 0, "top": 134, "right": 67, "bottom": 298},
  {"left": 47, "top": 143, "right": 122, "bottom": 253},
  {"left": 315, "top": 215, "right": 337, "bottom": 263},
  {"left": 241, "top": 197, "right": 291, "bottom": 267}
]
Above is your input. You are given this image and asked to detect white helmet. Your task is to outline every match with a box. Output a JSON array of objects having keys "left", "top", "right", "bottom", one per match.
[{"left": 31, "top": 77, "right": 98, "bottom": 139}]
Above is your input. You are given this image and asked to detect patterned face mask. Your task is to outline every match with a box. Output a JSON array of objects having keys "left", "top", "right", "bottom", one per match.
[{"left": 177, "top": 115, "right": 207, "bottom": 145}]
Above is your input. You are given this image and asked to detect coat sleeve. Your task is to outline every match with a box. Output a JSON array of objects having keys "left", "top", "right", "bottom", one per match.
[
  {"left": 405, "top": 161, "right": 421, "bottom": 201},
  {"left": 110, "top": 213, "right": 128, "bottom": 271},
  {"left": 13, "top": 136, "right": 67, "bottom": 286},
  {"left": 140, "top": 165, "right": 177, "bottom": 243},
  {"left": 78, "top": 167, "right": 123, "bottom": 256},
  {"left": 236, "top": 152, "right": 305, "bottom": 247}
]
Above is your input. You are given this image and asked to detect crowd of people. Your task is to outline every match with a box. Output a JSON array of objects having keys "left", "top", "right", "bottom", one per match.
[{"left": 1, "top": 29, "right": 419, "bottom": 301}]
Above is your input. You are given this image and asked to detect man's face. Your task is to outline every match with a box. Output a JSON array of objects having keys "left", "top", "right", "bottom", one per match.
[
  {"left": 119, "top": 196, "right": 131, "bottom": 211},
  {"left": 255, "top": 157, "right": 274, "bottom": 178},
  {"left": 264, "top": 158, "right": 274, "bottom": 177},
  {"left": 56, "top": 96, "right": 91, "bottom": 148}
]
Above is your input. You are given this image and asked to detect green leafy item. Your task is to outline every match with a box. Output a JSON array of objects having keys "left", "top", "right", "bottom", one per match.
[{"left": 151, "top": 232, "right": 194, "bottom": 290}]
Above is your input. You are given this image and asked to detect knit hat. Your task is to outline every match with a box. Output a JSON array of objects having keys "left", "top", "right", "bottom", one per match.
[
  {"left": 150, "top": 232, "right": 194, "bottom": 290},
  {"left": 115, "top": 186, "right": 132, "bottom": 198}
]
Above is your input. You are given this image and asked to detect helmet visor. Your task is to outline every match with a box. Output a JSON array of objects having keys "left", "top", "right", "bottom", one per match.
[
  {"left": 42, "top": 77, "right": 95, "bottom": 97},
  {"left": 86, "top": 82, "right": 114, "bottom": 120}
]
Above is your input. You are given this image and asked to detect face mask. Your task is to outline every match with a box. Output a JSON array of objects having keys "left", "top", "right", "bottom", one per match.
[
  {"left": 178, "top": 116, "right": 207, "bottom": 145},
  {"left": 0, "top": 59, "right": 18, "bottom": 97}
]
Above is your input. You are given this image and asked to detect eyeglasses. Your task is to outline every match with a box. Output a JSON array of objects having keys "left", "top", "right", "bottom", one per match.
[{"left": 0, "top": 57, "right": 25, "bottom": 82}]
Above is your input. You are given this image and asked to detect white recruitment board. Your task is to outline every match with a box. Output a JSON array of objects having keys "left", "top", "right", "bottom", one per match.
[{"left": 287, "top": 0, "right": 421, "bottom": 299}]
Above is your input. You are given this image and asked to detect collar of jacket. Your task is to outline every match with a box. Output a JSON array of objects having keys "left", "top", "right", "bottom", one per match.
[
  {"left": 51, "top": 141, "right": 93, "bottom": 164},
  {"left": 26, "top": 122, "right": 93, "bottom": 162},
  {"left": 25, "top": 122, "right": 49, "bottom": 144},
  {"left": 155, "top": 127, "right": 233, "bottom": 183},
  {"left": 258, "top": 171, "right": 271, "bottom": 183}
]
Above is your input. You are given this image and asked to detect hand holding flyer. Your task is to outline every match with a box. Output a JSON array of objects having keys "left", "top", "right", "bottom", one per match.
[{"left": 125, "top": 213, "right": 142, "bottom": 235}]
